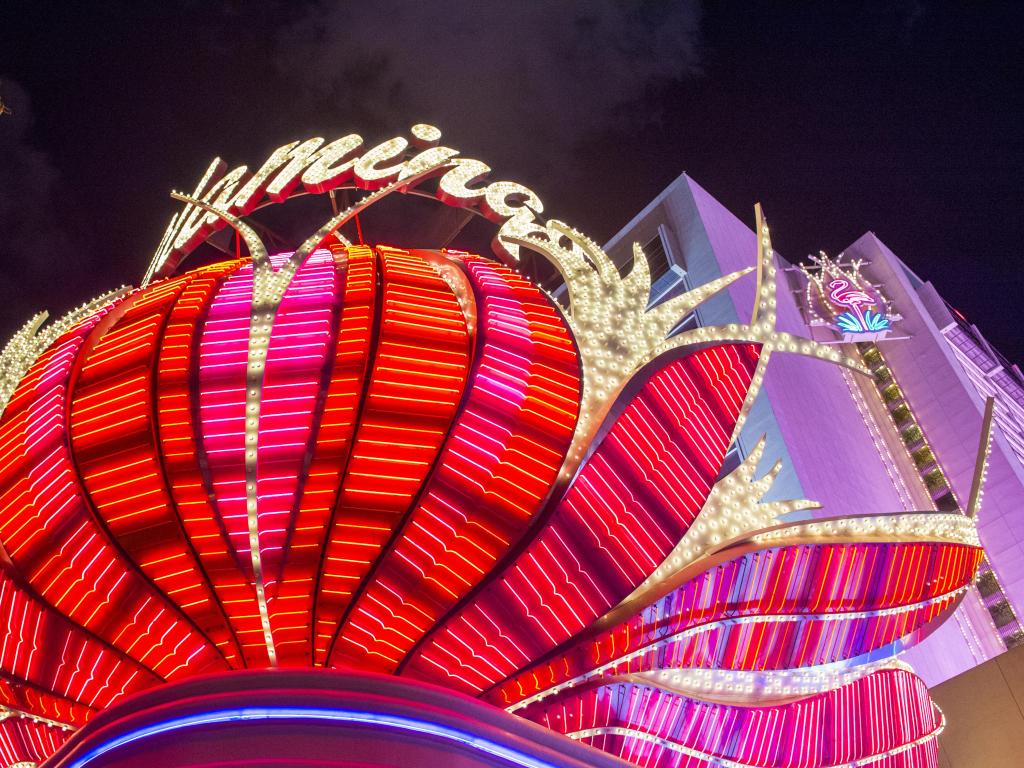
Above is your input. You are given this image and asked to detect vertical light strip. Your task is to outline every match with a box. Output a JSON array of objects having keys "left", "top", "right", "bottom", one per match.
[
  {"left": 173, "top": 167, "right": 456, "bottom": 666},
  {"left": 244, "top": 254, "right": 294, "bottom": 666}
]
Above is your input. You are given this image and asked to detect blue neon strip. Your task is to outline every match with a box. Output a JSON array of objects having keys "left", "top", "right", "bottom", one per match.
[{"left": 65, "top": 705, "right": 566, "bottom": 768}]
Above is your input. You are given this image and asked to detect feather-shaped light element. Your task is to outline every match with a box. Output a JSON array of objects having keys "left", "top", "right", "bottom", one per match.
[
  {"left": 836, "top": 311, "right": 864, "bottom": 332},
  {"left": 509, "top": 206, "right": 871, "bottom": 474},
  {"left": 0, "top": 287, "right": 129, "bottom": 420},
  {"left": 863, "top": 310, "right": 892, "bottom": 331},
  {"left": 506, "top": 221, "right": 751, "bottom": 472},
  {"left": 621, "top": 435, "right": 821, "bottom": 605}
]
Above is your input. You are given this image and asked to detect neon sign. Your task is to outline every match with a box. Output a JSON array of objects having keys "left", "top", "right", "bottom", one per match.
[
  {"left": 801, "top": 253, "right": 899, "bottom": 341},
  {"left": 0, "top": 123, "right": 987, "bottom": 768}
]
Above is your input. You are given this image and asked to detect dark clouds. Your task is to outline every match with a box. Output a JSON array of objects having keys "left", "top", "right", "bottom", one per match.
[
  {"left": 273, "top": 1, "right": 701, "bottom": 166},
  {"left": 0, "top": 79, "right": 82, "bottom": 327},
  {"left": 0, "top": 1, "right": 1022, "bottom": 362}
]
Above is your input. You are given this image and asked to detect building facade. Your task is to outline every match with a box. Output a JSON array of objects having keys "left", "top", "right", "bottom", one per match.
[{"left": 603, "top": 173, "right": 1024, "bottom": 685}]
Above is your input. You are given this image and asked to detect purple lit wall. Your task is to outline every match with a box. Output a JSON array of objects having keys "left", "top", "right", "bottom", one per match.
[{"left": 604, "top": 173, "right": 1024, "bottom": 685}]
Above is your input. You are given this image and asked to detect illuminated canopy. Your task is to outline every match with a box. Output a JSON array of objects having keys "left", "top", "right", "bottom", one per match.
[{"left": 0, "top": 124, "right": 989, "bottom": 768}]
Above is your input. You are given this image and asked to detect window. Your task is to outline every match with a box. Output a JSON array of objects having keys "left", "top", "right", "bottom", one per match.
[
  {"left": 669, "top": 313, "right": 699, "bottom": 336},
  {"left": 642, "top": 232, "right": 672, "bottom": 284},
  {"left": 619, "top": 227, "right": 680, "bottom": 286},
  {"left": 715, "top": 442, "right": 743, "bottom": 482}
]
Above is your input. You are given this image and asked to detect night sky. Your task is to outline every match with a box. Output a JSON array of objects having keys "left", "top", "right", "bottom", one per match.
[{"left": 1, "top": 1, "right": 1021, "bottom": 362}]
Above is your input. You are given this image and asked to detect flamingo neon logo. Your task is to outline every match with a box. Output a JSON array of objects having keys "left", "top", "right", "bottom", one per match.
[{"left": 828, "top": 277, "right": 892, "bottom": 334}]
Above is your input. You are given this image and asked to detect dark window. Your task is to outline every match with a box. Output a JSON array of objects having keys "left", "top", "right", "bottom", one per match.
[
  {"left": 669, "top": 312, "right": 699, "bottom": 336},
  {"left": 715, "top": 442, "right": 743, "bottom": 482},
  {"left": 619, "top": 230, "right": 675, "bottom": 284},
  {"left": 643, "top": 233, "right": 672, "bottom": 283}
]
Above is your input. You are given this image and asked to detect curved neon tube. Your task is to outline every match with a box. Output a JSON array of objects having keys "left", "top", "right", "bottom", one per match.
[{"left": 65, "top": 705, "right": 570, "bottom": 768}]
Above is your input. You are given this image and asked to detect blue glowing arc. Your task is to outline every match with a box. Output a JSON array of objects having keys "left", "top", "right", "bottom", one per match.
[{"left": 65, "top": 706, "right": 567, "bottom": 768}]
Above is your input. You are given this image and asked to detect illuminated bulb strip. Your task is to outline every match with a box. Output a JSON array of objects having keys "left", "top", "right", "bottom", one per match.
[
  {"left": 332, "top": 254, "right": 579, "bottom": 673},
  {"left": 496, "top": 540, "right": 979, "bottom": 708},
  {"left": 0, "top": 310, "right": 222, "bottom": 680},
  {"left": 198, "top": 261, "right": 277, "bottom": 662},
  {"left": 318, "top": 248, "right": 472, "bottom": 667},
  {"left": 0, "top": 568, "right": 157, "bottom": 720},
  {"left": 0, "top": 288, "right": 128, "bottom": 422},
  {"left": 252, "top": 249, "right": 338, "bottom": 663},
  {"left": 273, "top": 246, "right": 374, "bottom": 665},
  {"left": 750, "top": 512, "right": 980, "bottom": 547},
  {"left": 68, "top": 267, "right": 244, "bottom": 666},
  {"left": 245, "top": 285, "right": 279, "bottom": 665},
  {"left": 407, "top": 345, "right": 758, "bottom": 693},
  {"left": 0, "top": 704, "right": 74, "bottom": 733},
  {"left": 169, "top": 195, "right": 292, "bottom": 667},
  {"left": 155, "top": 261, "right": 266, "bottom": 666},
  {"left": 967, "top": 397, "right": 995, "bottom": 518},
  {"left": 634, "top": 658, "right": 915, "bottom": 705},
  {"left": 507, "top": 222, "right": 753, "bottom": 473}
]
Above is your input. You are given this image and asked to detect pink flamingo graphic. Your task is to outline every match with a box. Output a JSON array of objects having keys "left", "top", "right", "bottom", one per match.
[{"left": 828, "top": 278, "right": 875, "bottom": 331}]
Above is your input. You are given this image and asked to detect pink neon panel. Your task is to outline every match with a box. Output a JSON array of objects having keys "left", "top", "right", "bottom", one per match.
[
  {"left": 255, "top": 250, "right": 340, "bottom": 663},
  {"left": 197, "top": 261, "right": 260, "bottom": 578},
  {"left": 530, "top": 669, "right": 939, "bottom": 767},
  {"left": 407, "top": 344, "right": 759, "bottom": 693},
  {"left": 0, "top": 310, "right": 224, "bottom": 681},
  {"left": 331, "top": 253, "right": 580, "bottom": 672}
]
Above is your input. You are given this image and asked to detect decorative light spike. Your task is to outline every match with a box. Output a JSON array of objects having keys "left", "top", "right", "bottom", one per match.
[
  {"left": 749, "top": 511, "right": 981, "bottom": 548},
  {"left": 645, "top": 204, "right": 871, "bottom": 447},
  {"left": 618, "top": 434, "right": 820, "bottom": 607},
  {"left": 513, "top": 205, "right": 869, "bottom": 474},
  {"left": 508, "top": 221, "right": 751, "bottom": 474},
  {"left": 968, "top": 396, "right": 996, "bottom": 518},
  {"left": 0, "top": 287, "right": 129, "bottom": 420}
]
